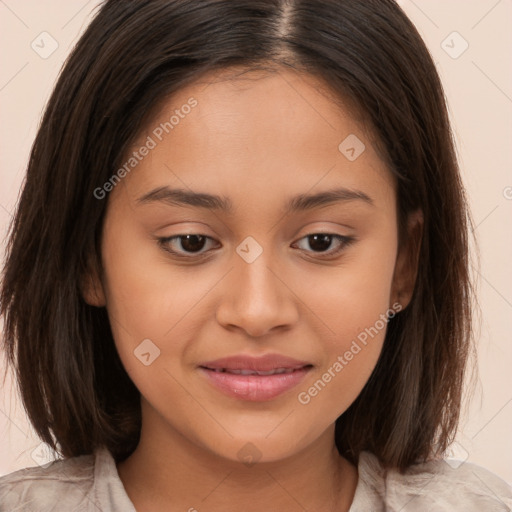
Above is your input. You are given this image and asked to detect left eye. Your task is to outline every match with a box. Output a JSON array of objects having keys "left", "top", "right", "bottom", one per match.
[
  {"left": 158, "top": 233, "right": 354, "bottom": 258},
  {"left": 292, "top": 234, "right": 354, "bottom": 257}
]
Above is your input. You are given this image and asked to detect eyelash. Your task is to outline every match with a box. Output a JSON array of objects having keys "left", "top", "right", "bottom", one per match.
[{"left": 157, "top": 233, "right": 356, "bottom": 260}]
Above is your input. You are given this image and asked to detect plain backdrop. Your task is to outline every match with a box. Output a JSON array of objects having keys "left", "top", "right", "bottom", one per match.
[{"left": 1, "top": 0, "right": 511, "bottom": 486}]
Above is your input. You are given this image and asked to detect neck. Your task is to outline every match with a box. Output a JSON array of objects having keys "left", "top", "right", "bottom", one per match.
[{"left": 117, "top": 401, "right": 358, "bottom": 512}]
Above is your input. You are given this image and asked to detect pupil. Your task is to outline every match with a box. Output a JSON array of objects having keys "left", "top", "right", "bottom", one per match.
[
  {"left": 181, "top": 235, "right": 206, "bottom": 252},
  {"left": 309, "top": 234, "right": 332, "bottom": 252}
]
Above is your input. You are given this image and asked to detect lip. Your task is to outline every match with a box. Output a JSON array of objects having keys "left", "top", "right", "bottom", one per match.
[
  {"left": 201, "top": 354, "right": 311, "bottom": 372},
  {"left": 199, "top": 354, "right": 313, "bottom": 401}
]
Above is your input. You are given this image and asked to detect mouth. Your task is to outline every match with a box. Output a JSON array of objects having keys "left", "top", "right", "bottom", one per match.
[
  {"left": 204, "top": 367, "right": 306, "bottom": 376},
  {"left": 198, "top": 354, "right": 313, "bottom": 401}
]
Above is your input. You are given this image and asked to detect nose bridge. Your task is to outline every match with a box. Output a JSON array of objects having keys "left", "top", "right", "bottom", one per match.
[
  {"left": 237, "top": 247, "right": 278, "bottom": 303},
  {"left": 216, "top": 236, "right": 299, "bottom": 336}
]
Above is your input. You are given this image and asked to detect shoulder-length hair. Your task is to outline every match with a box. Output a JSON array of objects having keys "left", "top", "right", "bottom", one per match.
[{"left": 1, "top": 0, "right": 475, "bottom": 471}]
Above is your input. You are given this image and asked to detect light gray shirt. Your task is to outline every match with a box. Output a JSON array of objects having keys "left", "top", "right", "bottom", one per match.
[{"left": 1, "top": 447, "right": 511, "bottom": 511}]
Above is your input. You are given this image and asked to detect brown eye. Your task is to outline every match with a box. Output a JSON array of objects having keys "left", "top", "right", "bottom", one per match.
[
  {"left": 293, "top": 234, "right": 355, "bottom": 257},
  {"left": 177, "top": 234, "right": 207, "bottom": 253},
  {"left": 306, "top": 234, "right": 335, "bottom": 252},
  {"left": 158, "top": 234, "right": 218, "bottom": 257}
]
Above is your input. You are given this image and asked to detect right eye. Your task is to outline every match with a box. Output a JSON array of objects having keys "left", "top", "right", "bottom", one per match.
[{"left": 158, "top": 234, "right": 220, "bottom": 258}]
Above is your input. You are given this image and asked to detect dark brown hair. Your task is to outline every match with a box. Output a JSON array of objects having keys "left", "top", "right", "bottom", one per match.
[{"left": 1, "top": 0, "right": 476, "bottom": 471}]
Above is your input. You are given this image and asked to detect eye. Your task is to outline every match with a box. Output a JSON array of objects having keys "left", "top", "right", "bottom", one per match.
[
  {"left": 157, "top": 232, "right": 355, "bottom": 260},
  {"left": 293, "top": 233, "right": 355, "bottom": 258},
  {"left": 158, "top": 234, "right": 219, "bottom": 258}
]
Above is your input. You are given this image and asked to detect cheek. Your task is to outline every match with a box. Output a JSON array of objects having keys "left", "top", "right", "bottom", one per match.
[
  {"left": 295, "top": 285, "right": 391, "bottom": 426},
  {"left": 99, "top": 220, "right": 237, "bottom": 412},
  {"left": 100, "top": 216, "right": 212, "bottom": 338},
  {"left": 301, "top": 225, "right": 397, "bottom": 344},
  {"left": 98, "top": 219, "right": 189, "bottom": 380},
  {"left": 292, "top": 228, "right": 397, "bottom": 416}
]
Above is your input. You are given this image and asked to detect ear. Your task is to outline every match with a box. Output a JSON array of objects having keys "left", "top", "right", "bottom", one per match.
[
  {"left": 391, "top": 209, "right": 423, "bottom": 310},
  {"left": 80, "top": 255, "right": 106, "bottom": 307}
]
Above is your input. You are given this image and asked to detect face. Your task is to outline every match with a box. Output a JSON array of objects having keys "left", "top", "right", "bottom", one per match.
[{"left": 85, "top": 66, "right": 417, "bottom": 463}]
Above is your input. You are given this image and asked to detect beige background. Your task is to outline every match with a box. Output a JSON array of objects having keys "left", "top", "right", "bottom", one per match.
[{"left": 1, "top": 0, "right": 511, "bottom": 486}]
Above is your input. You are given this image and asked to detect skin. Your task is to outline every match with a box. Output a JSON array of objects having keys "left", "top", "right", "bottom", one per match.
[{"left": 83, "top": 66, "right": 421, "bottom": 511}]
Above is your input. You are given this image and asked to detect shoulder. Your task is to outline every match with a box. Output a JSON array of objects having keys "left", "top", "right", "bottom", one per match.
[
  {"left": 353, "top": 451, "right": 512, "bottom": 511},
  {"left": 0, "top": 448, "right": 106, "bottom": 512}
]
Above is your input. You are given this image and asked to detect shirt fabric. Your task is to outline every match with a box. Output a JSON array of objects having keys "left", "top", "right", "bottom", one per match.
[{"left": 0, "top": 447, "right": 511, "bottom": 511}]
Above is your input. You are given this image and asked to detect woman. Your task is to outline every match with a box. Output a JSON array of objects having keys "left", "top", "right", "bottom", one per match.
[{"left": 1, "top": 1, "right": 511, "bottom": 510}]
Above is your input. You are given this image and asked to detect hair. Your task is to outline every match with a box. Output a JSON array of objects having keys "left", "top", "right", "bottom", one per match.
[{"left": 1, "top": 0, "right": 476, "bottom": 472}]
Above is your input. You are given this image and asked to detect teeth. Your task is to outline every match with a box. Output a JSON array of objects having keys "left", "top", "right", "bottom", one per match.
[{"left": 212, "top": 368, "right": 297, "bottom": 376}]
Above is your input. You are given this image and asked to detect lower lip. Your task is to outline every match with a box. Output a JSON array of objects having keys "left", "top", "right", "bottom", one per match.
[{"left": 199, "top": 366, "right": 312, "bottom": 401}]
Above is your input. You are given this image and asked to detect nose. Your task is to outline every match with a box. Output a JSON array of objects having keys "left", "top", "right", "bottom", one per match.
[{"left": 215, "top": 248, "right": 300, "bottom": 338}]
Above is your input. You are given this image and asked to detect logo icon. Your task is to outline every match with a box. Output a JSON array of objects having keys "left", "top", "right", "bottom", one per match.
[
  {"left": 338, "top": 134, "right": 366, "bottom": 161},
  {"left": 237, "top": 442, "right": 262, "bottom": 467},
  {"left": 441, "top": 31, "right": 469, "bottom": 59},
  {"left": 31, "top": 32, "right": 59, "bottom": 59},
  {"left": 236, "top": 236, "right": 263, "bottom": 264},
  {"left": 134, "top": 338, "right": 161, "bottom": 366}
]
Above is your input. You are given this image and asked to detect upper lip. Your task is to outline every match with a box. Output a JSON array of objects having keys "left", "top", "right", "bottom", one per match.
[{"left": 200, "top": 354, "right": 312, "bottom": 372}]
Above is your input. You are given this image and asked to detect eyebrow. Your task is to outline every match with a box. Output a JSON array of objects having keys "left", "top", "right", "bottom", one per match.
[{"left": 136, "top": 186, "right": 374, "bottom": 213}]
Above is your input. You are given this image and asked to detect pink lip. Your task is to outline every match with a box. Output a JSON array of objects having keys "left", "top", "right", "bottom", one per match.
[{"left": 199, "top": 354, "right": 313, "bottom": 401}]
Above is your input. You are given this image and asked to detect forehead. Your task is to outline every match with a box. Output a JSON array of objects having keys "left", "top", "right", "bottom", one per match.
[{"left": 117, "top": 66, "right": 394, "bottom": 209}]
